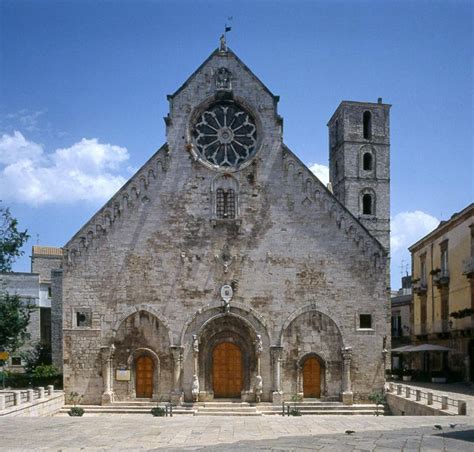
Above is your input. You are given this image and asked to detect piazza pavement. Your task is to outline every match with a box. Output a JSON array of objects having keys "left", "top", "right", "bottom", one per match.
[{"left": 0, "top": 382, "right": 473, "bottom": 451}]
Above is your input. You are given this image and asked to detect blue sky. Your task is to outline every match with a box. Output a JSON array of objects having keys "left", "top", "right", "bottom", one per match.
[{"left": 0, "top": 0, "right": 472, "bottom": 288}]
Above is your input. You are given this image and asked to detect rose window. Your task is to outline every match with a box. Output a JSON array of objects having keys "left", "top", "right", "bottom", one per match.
[{"left": 192, "top": 102, "right": 258, "bottom": 167}]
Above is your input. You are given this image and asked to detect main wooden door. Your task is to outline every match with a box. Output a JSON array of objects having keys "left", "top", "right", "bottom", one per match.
[
  {"left": 303, "top": 356, "right": 321, "bottom": 398},
  {"left": 212, "top": 342, "right": 243, "bottom": 398},
  {"left": 136, "top": 356, "right": 154, "bottom": 398}
]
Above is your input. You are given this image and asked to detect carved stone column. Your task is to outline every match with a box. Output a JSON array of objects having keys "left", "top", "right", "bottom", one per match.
[
  {"left": 100, "top": 344, "right": 115, "bottom": 405},
  {"left": 270, "top": 346, "right": 283, "bottom": 405},
  {"left": 254, "top": 335, "right": 263, "bottom": 402},
  {"left": 192, "top": 335, "right": 199, "bottom": 402},
  {"left": 170, "top": 346, "right": 184, "bottom": 405},
  {"left": 341, "top": 346, "right": 353, "bottom": 405}
]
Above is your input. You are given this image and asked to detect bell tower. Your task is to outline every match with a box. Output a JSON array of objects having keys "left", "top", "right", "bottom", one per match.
[{"left": 327, "top": 99, "right": 391, "bottom": 252}]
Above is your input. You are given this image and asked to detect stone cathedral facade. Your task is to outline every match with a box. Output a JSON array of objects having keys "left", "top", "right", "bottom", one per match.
[{"left": 53, "top": 44, "right": 391, "bottom": 405}]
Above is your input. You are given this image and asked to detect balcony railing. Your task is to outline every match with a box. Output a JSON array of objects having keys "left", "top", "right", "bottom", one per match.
[
  {"left": 433, "top": 270, "right": 450, "bottom": 288},
  {"left": 413, "top": 281, "right": 428, "bottom": 295},
  {"left": 463, "top": 256, "right": 474, "bottom": 279}
]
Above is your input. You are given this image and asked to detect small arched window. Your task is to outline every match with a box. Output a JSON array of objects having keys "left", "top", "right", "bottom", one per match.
[
  {"left": 362, "top": 193, "right": 373, "bottom": 215},
  {"left": 335, "top": 119, "right": 339, "bottom": 142},
  {"left": 216, "top": 188, "right": 236, "bottom": 219},
  {"left": 362, "top": 152, "right": 373, "bottom": 171},
  {"left": 363, "top": 111, "right": 372, "bottom": 139}
]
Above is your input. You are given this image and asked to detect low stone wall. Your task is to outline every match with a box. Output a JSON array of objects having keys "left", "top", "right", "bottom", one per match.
[
  {"left": 386, "top": 393, "right": 451, "bottom": 416},
  {"left": 0, "top": 387, "right": 64, "bottom": 417},
  {"left": 385, "top": 383, "right": 466, "bottom": 416}
]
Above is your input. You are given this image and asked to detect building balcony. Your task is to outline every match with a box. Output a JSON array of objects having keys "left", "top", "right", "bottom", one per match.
[
  {"left": 432, "top": 319, "right": 450, "bottom": 333},
  {"left": 452, "top": 316, "right": 474, "bottom": 332},
  {"left": 414, "top": 323, "right": 428, "bottom": 336},
  {"left": 433, "top": 270, "right": 450, "bottom": 288},
  {"left": 413, "top": 281, "right": 428, "bottom": 295},
  {"left": 463, "top": 256, "right": 474, "bottom": 279}
]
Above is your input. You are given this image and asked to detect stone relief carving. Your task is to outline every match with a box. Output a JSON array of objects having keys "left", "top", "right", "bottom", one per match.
[
  {"left": 220, "top": 284, "right": 233, "bottom": 313},
  {"left": 215, "top": 67, "right": 232, "bottom": 90},
  {"left": 192, "top": 334, "right": 199, "bottom": 354},
  {"left": 214, "top": 244, "right": 235, "bottom": 273}
]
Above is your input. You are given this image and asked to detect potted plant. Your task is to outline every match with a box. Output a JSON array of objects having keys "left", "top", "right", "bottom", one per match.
[
  {"left": 402, "top": 368, "right": 412, "bottom": 382},
  {"left": 151, "top": 404, "right": 166, "bottom": 417},
  {"left": 289, "top": 393, "right": 302, "bottom": 416},
  {"left": 67, "top": 391, "right": 84, "bottom": 416},
  {"left": 368, "top": 391, "right": 385, "bottom": 416}
]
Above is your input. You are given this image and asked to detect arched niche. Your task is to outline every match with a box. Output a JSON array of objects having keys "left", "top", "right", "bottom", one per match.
[
  {"left": 126, "top": 347, "right": 161, "bottom": 400},
  {"left": 112, "top": 309, "right": 173, "bottom": 401},
  {"left": 280, "top": 306, "right": 344, "bottom": 399},
  {"left": 180, "top": 305, "right": 272, "bottom": 402}
]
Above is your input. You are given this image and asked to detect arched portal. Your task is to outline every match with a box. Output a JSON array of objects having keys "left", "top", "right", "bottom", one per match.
[
  {"left": 302, "top": 355, "right": 321, "bottom": 398},
  {"left": 212, "top": 342, "right": 243, "bottom": 398},
  {"left": 136, "top": 355, "right": 154, "bottom": 398}
]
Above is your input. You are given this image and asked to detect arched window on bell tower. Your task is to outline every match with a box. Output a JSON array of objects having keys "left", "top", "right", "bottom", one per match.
[
  {"left": 363, "top": 111, "right": 372, "bottom": 139},
  {"left": 363, "top": 152, "right": 373, "bottom": 171},
  {"left": 211, "top": 174, "right": 239, "bottom": 223},
  {"left": 360, "top": 189, "right": 375, "bottom": 216}
]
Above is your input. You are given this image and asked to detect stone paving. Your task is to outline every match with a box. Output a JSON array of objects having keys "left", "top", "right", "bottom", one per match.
[{"left": 0, "top": 414, "right": 473, "bottom": 451}]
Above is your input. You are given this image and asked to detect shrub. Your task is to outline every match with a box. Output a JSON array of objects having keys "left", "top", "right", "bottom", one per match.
[
  {"left": 5, "top": 372, "right": 62, "bottom": 389},
  {"left": 151, "top": 406, "right": 166, "bottom": 417},
  {"left": 32, "top": 364, "right": 59, "bottom": 378},
  {"left": 368, "top": 391, "right": 385, "bottom": 416},
  {"left": 68, "top": 407, "right": 84, "bottom": 417}
]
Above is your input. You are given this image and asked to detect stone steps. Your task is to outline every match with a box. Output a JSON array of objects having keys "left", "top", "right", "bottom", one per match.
[
  {"left": 59, "top": 402, "right": 387, "bottom": 416},
  {"left": 60, "top": 404, "right": 195, "bottom": 415}
]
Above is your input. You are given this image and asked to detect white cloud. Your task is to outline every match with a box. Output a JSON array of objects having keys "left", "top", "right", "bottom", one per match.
[
  {"left": 0, "top": 131, "right": 44, "bottom": 165},
  {"left": 390, "top": 210, "right": 439, "bottom": 288},
  {"left": 391, "top": 211, "right": 439, "bottom": 253},
  {"left": 308, "top": 162, "right": 329, "bottom": 186},
  {"left": 0, "top": 131, "right": 129, "bottom": 205}
]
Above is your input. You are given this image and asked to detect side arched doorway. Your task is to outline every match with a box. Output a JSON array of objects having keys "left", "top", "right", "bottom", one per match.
[
  {"left": 212, "top": 342, "right": 243, "bottom": 398},
  {"left": 303, "top": 355, "right": 321, "bottom": 398},
  {"left": 136, "top": 355, "right": 154, "bottom": 398}
]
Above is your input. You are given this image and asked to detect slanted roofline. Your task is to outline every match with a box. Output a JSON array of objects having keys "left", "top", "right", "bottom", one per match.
[
  {"left": 327, "top": 100, "right": 392, "bottom": 126},
  {"left": 282, "top": 142, "right": 387, "bottom": 256},
  {"left": 167, "top": 47, "right": 279, "bottom": 102},
  {"left": 65, "top": 143, "right": 169, "bottom": 249},
  {"left": 408, "top": 203, "right": 473, "bottom": 253}
]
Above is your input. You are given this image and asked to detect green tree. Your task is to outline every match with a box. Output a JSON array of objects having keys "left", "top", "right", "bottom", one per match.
[
  {"left": 0, "top": 292, "right": 35, "bottom": 353},
  {"left": 0, "top": 202, "right": 30, "bottom": 272}
]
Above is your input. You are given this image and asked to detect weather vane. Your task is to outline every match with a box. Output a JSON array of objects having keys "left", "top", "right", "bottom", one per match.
[{"left": 219, "top": 16, "right": 233, "bottom": 52}]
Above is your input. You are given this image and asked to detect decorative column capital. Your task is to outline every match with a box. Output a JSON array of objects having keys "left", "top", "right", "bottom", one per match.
[
  {"left": 270, "top": 346, "right": 283, "bottom": 360},
  {"left": 100, "top": 344, "right": 115, "bottom": 363},
  {"left": 341, "top": 346, "right": 352, "bottom": 363},
  {"left": 170, "top": 345, "right": 184, "bottom": 361}
]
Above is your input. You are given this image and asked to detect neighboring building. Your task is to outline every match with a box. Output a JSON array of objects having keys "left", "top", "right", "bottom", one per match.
[
  {"left": 55, "top": 43, "right": 391, "bottom": 405},
  {"left": 409, "top": 203, "right": 474, "bottom": 380},
  {"left": 390, "top": 275, "right": 412, "bottom": 370},
  {"left": 0, "top": 246, "right": 62, "bottom": 370}
]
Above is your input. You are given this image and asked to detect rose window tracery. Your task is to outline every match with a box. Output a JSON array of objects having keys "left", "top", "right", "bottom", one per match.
[{"left": 192, "top": 102, "right": 258, "bottom": 167}]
